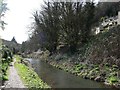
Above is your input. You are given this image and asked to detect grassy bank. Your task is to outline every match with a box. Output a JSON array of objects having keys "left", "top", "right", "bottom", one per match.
[
  {"left": 40, "top": 54, "right": 120, "bottom": 88},
  {"left": 14, "top": 55, "right": 50, "bottom": 89}
]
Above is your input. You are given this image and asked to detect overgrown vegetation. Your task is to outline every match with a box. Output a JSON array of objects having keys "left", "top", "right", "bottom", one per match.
[
  {"left": 14, "top": 55, "right": 50, "bottom": 89},
  {"left": 0, "top": 45, "right": 13, "bottom": 83}
]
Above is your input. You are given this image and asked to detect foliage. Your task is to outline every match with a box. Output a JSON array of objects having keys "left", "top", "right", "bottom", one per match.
[
  {"left": 107, "top": 76, "right": 118, "bottom": 85},
  {"left": 0, "top": 45, "right": 13, "bottom": 81}
]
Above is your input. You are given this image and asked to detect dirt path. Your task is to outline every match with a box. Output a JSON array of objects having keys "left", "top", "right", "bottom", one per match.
[{"left": 4, "top": 60, "right": 26, "bottom": 89}]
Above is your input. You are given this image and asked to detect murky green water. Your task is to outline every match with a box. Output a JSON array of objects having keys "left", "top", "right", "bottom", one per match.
[{"left": 27, "top": 58, "right": 116, "bottom": 89}]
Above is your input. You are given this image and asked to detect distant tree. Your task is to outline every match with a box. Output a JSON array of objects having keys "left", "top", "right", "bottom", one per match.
[{"left": 11, "top": 37, "right": 17, "bottom": 43}]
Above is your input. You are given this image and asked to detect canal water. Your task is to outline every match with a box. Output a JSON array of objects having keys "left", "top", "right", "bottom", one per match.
[{"left": 27, "top": 58, "right": 116, "bottom": 89}]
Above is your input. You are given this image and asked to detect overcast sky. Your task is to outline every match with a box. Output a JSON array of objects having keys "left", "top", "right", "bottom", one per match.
[{"left": 0, "top": 0, "right": 43, "bottom": 44}]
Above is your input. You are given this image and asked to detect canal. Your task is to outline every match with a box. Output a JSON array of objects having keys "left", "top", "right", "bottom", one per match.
[{"left": 27, "top": 58, "right": 115, "bottom": 88}]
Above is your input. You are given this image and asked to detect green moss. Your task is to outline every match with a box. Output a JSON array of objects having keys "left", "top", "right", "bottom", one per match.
[
  {"left": 2, "top": 75, "right": 8, "bottom": 80},
  {"left": 107, "top": 76, "right": 118, "bottom": 84},
  {"left": 74, "top": 64, "right": 86, "bottom": 71},
  {"left": 14, "top": 56, "right": 50, "bottom": 89}
]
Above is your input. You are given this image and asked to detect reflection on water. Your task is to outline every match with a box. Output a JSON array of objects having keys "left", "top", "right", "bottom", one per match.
[{"left": 28, "top": 58, "right": 115, "bottom": 89}]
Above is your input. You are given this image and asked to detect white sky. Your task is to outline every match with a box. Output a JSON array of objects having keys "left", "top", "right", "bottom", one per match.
[{"left": 0, "top": 0, "right": 44, "bottom": 44}]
